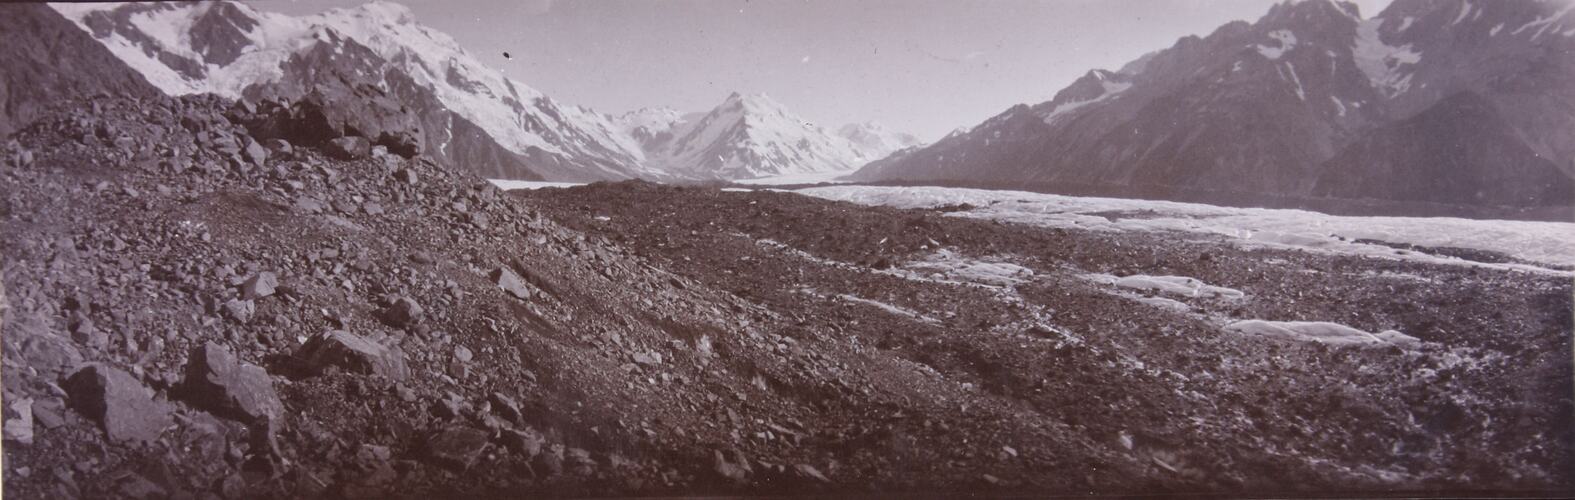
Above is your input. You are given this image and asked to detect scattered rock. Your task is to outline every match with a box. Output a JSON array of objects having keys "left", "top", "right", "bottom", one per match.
[
  {"left": 63, "top": 364, "right": 173, "bottom": 445},
  {"left": 713, "top": 449, "right": 752, "bottom": 485},
  {"left": 243, "top": 138, "right": 268, "bottom": 165},
  {"left": 325, "top": 136, "right": 371, "bottom": 160},
  {"left": 242, "top": 272, "right": 278, "bottom": 300},
  {"left": 535, "top": 443, "right": 566, "bottom": 476},
  {"left": 296, "top": 331, "right": 411, "bottom": 381},
  {"left": 182, "top": 342, "right": 284, "bottom": 423},
  {"left": 264, "top": 138, "right": 293, "bottom": 155},
  {"left": 795, "top": 463, "right": 830, "bottom": 483},
  {"left": 500, "top": 427, "right": 544, "bottom": 458},
  {"left": 4, "top": 397, "right": 35, "bottom": 445},
  {"left": 632, "top": 352, "right": 662, "bottom": 367},
  {"left": 565, "top": 447, "right": 596, "bottom": 475},
  {"left": 383, "top": 296, "right": 424, "bottom": 327},
  {"left": 423, "top": 426, "right": 491, "bottom": 471},
  {"left": 5, "top": 315, "right": 84, "bottom": 378},
  {"left": 491, "top": 267, "right": 531, "bottom": 300},
  {"left": 222, "top": 299, "right": 255, "bottom": 324},
  {"left": 489, "top": 392, "right": 524, "bottom": 425}
]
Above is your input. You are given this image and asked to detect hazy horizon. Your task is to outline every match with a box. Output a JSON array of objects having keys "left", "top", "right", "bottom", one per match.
[{"left": 260, "top": 0, "right": 1395, "bottom": 140}]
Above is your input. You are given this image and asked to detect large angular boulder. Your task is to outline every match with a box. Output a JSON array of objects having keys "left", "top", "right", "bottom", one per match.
[
  {"left": 423, "top": 426, "right": 491, "bottom": 471},
  {"left": 296, "top": 331, "right": 410, "bottom": 381},
  {"left": 491, "top": 267, "right": 531, "bottom": 300},
  {"left": 382, "top": 296, "right": 424, "bottom": 327},
  {"left": 325, "top": 136, "right": 371, "bottom": 160},
  {"left": 183, "top": 342, "right": 284, "bottom": 423},
  {"left": 4, "top": 314, "right": 83, "bottom": 379},
  {"left": 64, "top": 364, "right": 173, "bottom": 445}
]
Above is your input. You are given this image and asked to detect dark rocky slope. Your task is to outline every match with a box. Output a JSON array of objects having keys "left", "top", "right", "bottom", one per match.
[
  {"left": 1, "top": 92, "right": 1570, "bottom": 497},
  {"left": 0, "top": 4, "right": 158, "bottom": 138}
]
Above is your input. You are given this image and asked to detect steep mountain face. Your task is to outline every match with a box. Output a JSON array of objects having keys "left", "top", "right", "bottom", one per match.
[
  {"left": 0, "top": 4, "right": 158, "bottom": 138},
  {"left": 637, "top": 92, "right": 879, "bottom": 180},
  {"left": 1314, "top": 90, "right": 1574, "bottom": 205},
  {"left": 853, "top": 0, "right": 1575, "bottom": 209},
  {"left": 49, "top": 1, "right": 654, "bottom": 181}
]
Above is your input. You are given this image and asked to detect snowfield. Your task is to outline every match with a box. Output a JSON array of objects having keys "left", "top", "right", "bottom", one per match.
[{"left": 793, "top": 185, "right": 1575, "bottom": 273}]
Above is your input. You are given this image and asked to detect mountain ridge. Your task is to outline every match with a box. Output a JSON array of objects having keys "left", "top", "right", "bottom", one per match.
[{"left": 852, "top": 0, "right": 1575, "bottom": 210}]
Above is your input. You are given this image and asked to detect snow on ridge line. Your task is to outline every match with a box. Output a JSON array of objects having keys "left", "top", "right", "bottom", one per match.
[
  {"left": 50, "top": 2, "right": 650, "bottom": 167},
  {"left": 790, "top": 185, "right": 1575, "bottom": 272}
]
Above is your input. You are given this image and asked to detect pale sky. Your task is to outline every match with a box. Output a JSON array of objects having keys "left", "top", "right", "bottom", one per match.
[{"left": 261, "top": 0, "right": 1394, "bottom": 140}]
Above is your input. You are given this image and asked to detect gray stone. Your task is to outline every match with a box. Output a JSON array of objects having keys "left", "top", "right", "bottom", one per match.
[
  {"left": 296, "top": 331, "right": 410, "bottom": 381},
  {"left": 500, "top": 428, "right": 544, "bottom": 458},
  {"left": 242, "top": 272, "right": 277, "bottom": 300},
  {"left": 491, "top": 267, "right": 530, "bottom": 300},
  {"left": 383, "top": 297, "right": 424, "bottom": 327},
  {"left": 222, "top": 299, "right": 255, "bottom": 324},
  {"left": 5, "top": 314, "right": 83, "bottom": 378},
  {"left": 3, "top": 397, "right": 34, "bottom": 445},
  {"left": 325, "top": 136, "right": 371, "bottom": 160},
  {"left": 264, "top": 138, "right": 292, "bottom": 155},
  {"left": 64, "top": 364, "right": 173, "bottom": 445},
  {"left": 489, "top": 392, "right": 524, "bottom": 425},
  {"left": 243, "top": 138, "right": 268, "bottom": 166},
  {"left": 712, "top": 449, "right": 752, "bottom": 485},
  {"left": 183, "top": 342, "right": 284, "bottom": 423},
  {"left": 423, "top": 426, "right": 490, "bottom": 471}
]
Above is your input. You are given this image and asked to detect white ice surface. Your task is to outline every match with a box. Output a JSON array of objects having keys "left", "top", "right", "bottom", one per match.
[
  {"left": 793, "top": 185, "right": 1575, "bottom": 273},
  {"left": 732, "top": 170, "right": 855, "bottom": 185},
  {"left": 488, "top": 180, "right": 586, "bottom": 190},
  {"left": 1225, "top": 320, "right": 1421, "bottom": 349},
  {"left": 1084, "top": 273, "right": 1245, "bottom": 300}
]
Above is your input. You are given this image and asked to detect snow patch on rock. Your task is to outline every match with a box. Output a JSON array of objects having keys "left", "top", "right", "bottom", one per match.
[{"left": 1354, "top": 18, "right": 1422, "bottom": 98}]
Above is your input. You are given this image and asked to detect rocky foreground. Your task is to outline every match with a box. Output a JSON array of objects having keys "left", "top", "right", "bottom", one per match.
[{"left": 2, "top": 94, "right": 1572, "bottom": 498}]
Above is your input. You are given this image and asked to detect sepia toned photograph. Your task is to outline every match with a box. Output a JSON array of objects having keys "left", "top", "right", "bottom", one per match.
[{"left": 1, "top": 0, "right": 1572, "bottom": 497}]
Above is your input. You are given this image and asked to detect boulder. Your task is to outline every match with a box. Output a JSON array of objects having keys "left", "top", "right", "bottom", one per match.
[
  {"left": 325, "top": 136, "right": 371, "bottom": 160},
  {"left": 222, "top": 299, "right": 255, "bottom": 324},
  {"left": 64, "top": 364, "right": 173, "bottom": 445},
  {"left": 489, "top": 392, "right": 524, "bottom": 425},
  {"left": 3, "top": 397, "right": 34, "bottom": 445},
  {"left": 183, "top": 342, "right": 284, "bottom": 423},
  {"left": 491, "top": 267, "right": 531, "bottom": 300},
  {"left": 264, "top": 138, "right": 293, "bottom": 155},
  {"left": 712, "top": 449, "right": 753, "bottom": 485},
  {"left": 423, "top": 426, "right": 491, "bottom": 471},
  {"left": 296, "top": 331, "right": 410, "bottom": 381},
  {"left": 5, "top": 314, "right": 83, "bottom": 379},
  {"left": 500, "top": 427, "right": 544, "bottom": 458},
  {"left": 241, "top": 272, "right": 278, "bottom": 300},
  {"left": 383, "top": 296, "right": 424, "bottom": 327},
  {"left": 243, "top": 138, "right": 268, "bottom": 166}
]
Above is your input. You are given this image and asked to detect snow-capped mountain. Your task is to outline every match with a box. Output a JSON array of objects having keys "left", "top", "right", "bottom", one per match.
[
  {"left": 837, "top": 121, "right": 923, "bottom": 164},
  {"left": 854, "top": 0, "right": 1575, "bottom": 209},
  {"left": 50, "top": 1, "right": 656, "bottom": 181},
  {"left": 634, "top": 92, "right": 901, "bottom": 180}
]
